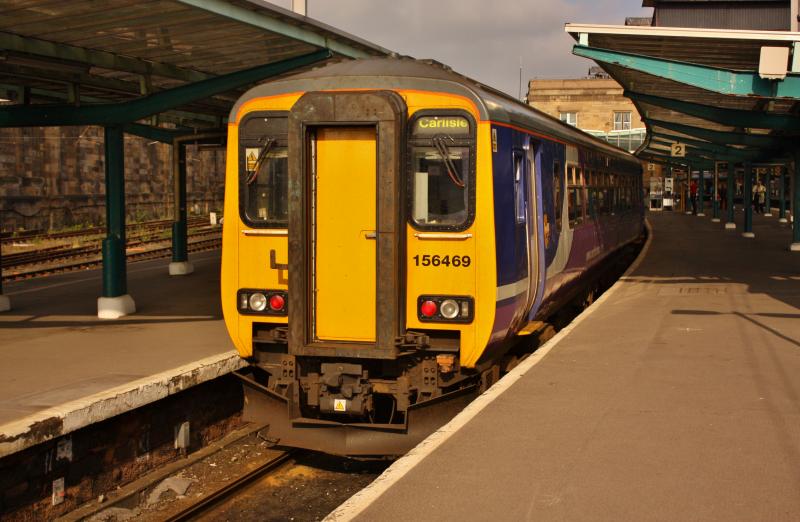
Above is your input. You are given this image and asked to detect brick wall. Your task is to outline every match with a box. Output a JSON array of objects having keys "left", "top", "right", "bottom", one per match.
[{"left": 0, "top": 126, "right": 226, "bottom": 233}]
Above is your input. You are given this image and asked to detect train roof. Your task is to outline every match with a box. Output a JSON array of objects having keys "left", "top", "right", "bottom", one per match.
[{"left": 231, "top": 57, "right": 640, "bottom": 165}]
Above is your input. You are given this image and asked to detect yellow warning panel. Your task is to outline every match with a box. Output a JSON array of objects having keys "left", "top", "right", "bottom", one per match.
[{"left": 315, "top": 127, "right": 377, "bottom": 342}]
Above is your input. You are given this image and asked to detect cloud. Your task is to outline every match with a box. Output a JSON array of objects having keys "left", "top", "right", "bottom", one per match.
[{"left": 273, "top": 0, "right": 651, "bottom": 97}]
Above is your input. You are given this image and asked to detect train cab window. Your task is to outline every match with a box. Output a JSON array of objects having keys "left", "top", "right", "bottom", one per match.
[
  {"left": 409, "top": 113, "right": 475, "bottom": 230},
  {"left": 239, "top": 114, "right": 288, "bottom": 227}
]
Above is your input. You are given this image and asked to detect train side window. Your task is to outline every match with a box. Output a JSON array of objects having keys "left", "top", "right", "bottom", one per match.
[
  {"left": 514, "top": 152, "right": 525, "bottom": 224},
  {"left": 553, "top": 162, "right": 562, "bottom": 231},
  {"left": 409, "top": 112, "right": 475, "bottom": 230},
  {"left": 596, "top": 188, "right": 605, "bottom": 216},
  {"left": 568, "top": 186, "right": 583, "bottom": 227},
  {"left": 239, "top": 113, "right": 289, "bottom": 228}
]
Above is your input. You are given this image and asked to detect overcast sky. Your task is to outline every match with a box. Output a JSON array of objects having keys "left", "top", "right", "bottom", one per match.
[{"left": 269, "top": 0, "right": 652, "bottom": 98}]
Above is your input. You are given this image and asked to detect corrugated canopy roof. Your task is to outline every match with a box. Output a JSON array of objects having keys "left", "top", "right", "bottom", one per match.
[
  {"left": 0, "top": 0, "right": 392, "bottom": 130},
  {"left": 565, "top": 24, "right": 800, "bottom": 167}
]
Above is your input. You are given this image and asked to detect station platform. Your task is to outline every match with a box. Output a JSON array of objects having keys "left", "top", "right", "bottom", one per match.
[
  {"left": 0, "top": 250, "right": 242, "bottom": 459},
  {"left": 333, "top": 211, "right": 800, "bottom": 522}
]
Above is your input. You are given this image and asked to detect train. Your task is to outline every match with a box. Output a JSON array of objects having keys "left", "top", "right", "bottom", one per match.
[{"left": 221, "top": 57, "right": 644, "bottom": 457}]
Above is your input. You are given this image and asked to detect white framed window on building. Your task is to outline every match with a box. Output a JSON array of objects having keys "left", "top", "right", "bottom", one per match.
[
  {"left": 559, "top": 112, "right": 577, "bottom": 127},
  {"left": 614, "top": 111, "right": 631, "bottom": 131}
]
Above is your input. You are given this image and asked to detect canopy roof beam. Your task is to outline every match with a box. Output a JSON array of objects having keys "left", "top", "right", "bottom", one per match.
[
  {"left": 0, "top": 49, "right": 331, "bottom": 127},
  {"left": 639, "top": 152, "right": 713, "bottom": 169},
  {"left": 628, "top": 91, "right": 800, "bottom": 131},
  {"left": 650, "top": 133, "right": 763, "bottom": 160},
  {"left": 0, "top": 31, "right": 213, "bottom": 83},
  {"left": 573, "top": 44, "right": 800, "bottom": 98},
  {"left": 176, "top": 0, "right": 376, "bottom": 59},
  {"left": 648, "top": 119, "right": 790, "bottom": 148},
  {"left": 647, "top": 144, "right": 719, "bottom": 164}
]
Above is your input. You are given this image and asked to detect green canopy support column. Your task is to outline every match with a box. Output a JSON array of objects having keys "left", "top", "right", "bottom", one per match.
[
  {"left": 779, "top": 164, "right": 788, "bottom": 224},
  {"left": 697, "top": 165, "right": 706, "bottom": 216},
  {"left": 0, "top": 245, "right": 9, "bottom": 311},
  {"left": 166, "top": 132, "right": 222, "bottom": 275},
  {"left": 792, "top": 153, "right": 800, "bottom": 251},
  {"left": 725, "top": 163, "right": 736, "bottom": 229},
  {"left": 764, "top": 167, "right": 773, "bottom": 217},
  {"left": 742, "top": 161, "right": 755, "bottom": 238},
  {"left": 712, "top": 162, "right": 720, "bottom": 222},
  {"left": 685, "top": 167, "right": 693, "bottom": 215},
  {"left": 169, "top": 141, "right": 193, "bottom": 276},
  {"left": 98, "top": 125, "right": 136, "bottom": 319}
]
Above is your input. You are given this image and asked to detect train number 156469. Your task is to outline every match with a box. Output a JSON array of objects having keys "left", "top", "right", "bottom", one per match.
[{"left": 412, "top": 254, "right": 471, "bottom": 267}]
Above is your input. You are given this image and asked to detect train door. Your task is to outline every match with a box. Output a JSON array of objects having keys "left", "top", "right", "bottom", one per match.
[
  {"left": 287, "top": 91, "right": 406, "bottom": 359},
  {"left": 524, "top": 140, "right": 540, "bottom": 316},
  {"left": 313, "top": 127, "right": 377, "bottom": 341}
]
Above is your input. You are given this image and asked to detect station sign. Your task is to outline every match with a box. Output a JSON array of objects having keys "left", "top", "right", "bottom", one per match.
[{"left": 671, "top": 143, "right": 686, "bottom": 157}]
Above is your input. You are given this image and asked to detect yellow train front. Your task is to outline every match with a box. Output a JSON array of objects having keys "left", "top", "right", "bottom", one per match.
[{"left": 221, "top": 58, "right": 643, "bottom": 456}]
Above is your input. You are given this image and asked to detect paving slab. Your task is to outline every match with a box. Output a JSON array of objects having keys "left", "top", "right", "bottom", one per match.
[
  {"left": 333, "top": 211, "right": 800, "bottom": 522},
  {"left": 0, "top": 250, "right": 242, "bottom": 458}
]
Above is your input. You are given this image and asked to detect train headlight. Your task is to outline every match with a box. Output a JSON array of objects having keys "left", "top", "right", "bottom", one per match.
[
  {"left": 440, "top": 299, "right": 459, "bottom": 319},
  {"left": 249, "top": 292, "right": 267, "bottom": 312},
  {"left": 417, "top": 295, "right": 474, "bottom": 323}
]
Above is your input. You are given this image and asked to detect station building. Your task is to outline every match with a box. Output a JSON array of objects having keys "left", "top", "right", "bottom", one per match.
[{"left": 527, "top": 67, "right": 647, "bottom": 154}]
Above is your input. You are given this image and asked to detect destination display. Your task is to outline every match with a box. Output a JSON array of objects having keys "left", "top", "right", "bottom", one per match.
[{"left": 413, "top": 116, "right": 470, "bottom": 136}]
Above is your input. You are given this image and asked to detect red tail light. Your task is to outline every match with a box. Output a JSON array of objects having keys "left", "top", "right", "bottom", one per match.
[
  {"left": 269, "top": 294, "right": 285, "bottom": 311},
  {"left": 420, "top": 300, "right": 438, "bottom": 317}
]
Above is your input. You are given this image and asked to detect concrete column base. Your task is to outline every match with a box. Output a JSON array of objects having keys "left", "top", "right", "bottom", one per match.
[
  {"left": 0, "top": 295, "right": 10, "bottom": 312},
  {"left": 725, "top": 222, "right": 736, "bottom": 230},
  {"left": 742, "top": 232, "right": 756, "bottom": 239},
  {"left": 790, "top": 242, "right": 800, "bottom": 252},
  {"left": 98, "top": 294, "right": 136, "bottom": 319},
  {"left": 168, "top": 261, "right": 194, "bottom": 276},
  {"left": 711, "top": 218, "right": 721, "bottom": 223},
  {"left": 697, "top": 212, "right": 706, "bottom": 217},
  {"left": 779, "top": 218, "right": 788, "bottom": 223}
]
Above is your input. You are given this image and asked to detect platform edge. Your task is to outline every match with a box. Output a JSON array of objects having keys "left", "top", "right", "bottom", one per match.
[{"left": 0, "top": 351, "right": 245, "bottom": 459}]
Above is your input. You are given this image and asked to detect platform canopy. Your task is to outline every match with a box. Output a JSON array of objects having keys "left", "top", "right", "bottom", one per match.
[
  {"left": 0, "top": 0, "right": 392, "bottom": 140},
  {"left": 565, "top": 24, "right": 800, "bottom": 168}
]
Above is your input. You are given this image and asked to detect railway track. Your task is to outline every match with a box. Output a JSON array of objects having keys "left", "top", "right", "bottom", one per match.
[
  {"left": 1, "top": 217, "right": 208, "bottom": 246},
  {"left": 163, "top": 450, "right": 296, "bottom": 522},
  {"left": 1, "top": 225, "right": 219, "bottom": 269},
  {"left": 2, "top": 233, "right": 221, "bottom": 282}
]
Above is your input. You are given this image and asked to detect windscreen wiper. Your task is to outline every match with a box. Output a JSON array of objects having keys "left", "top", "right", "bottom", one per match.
[
  {"left": 246, "top": 137, "right": 275, "bottom": 185},
  {"left": 432, "top": 135, "right": 465, "bottom": 188}
]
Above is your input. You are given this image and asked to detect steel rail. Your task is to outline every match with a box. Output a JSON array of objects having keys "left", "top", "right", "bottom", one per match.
[{"left": 164, "top": 450, "right": 296, "bottom": 522}]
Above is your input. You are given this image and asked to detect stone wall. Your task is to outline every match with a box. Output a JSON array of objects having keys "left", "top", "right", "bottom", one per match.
[
  {"left": 0, "top": 126, "right": 226, "bottom": 233},
  {"left": 527, "top": 78, "right": 645, "bottom": 133}
]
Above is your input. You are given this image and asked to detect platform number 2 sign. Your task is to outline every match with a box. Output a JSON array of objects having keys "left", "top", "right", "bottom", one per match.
[{"left": 671, "top": 143, "right": 686, "bottom": 158}]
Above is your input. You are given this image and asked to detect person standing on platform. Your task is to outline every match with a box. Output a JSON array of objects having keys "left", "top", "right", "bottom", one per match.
[
  {"left": 690, "top": 179, "right": 698, "bottom": 215},
  {"left": 719, "top": 182, "right": 728, "bottom": 211},
  {"left": 754, "top": 179, "right": 766, "bottom": 214}
]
